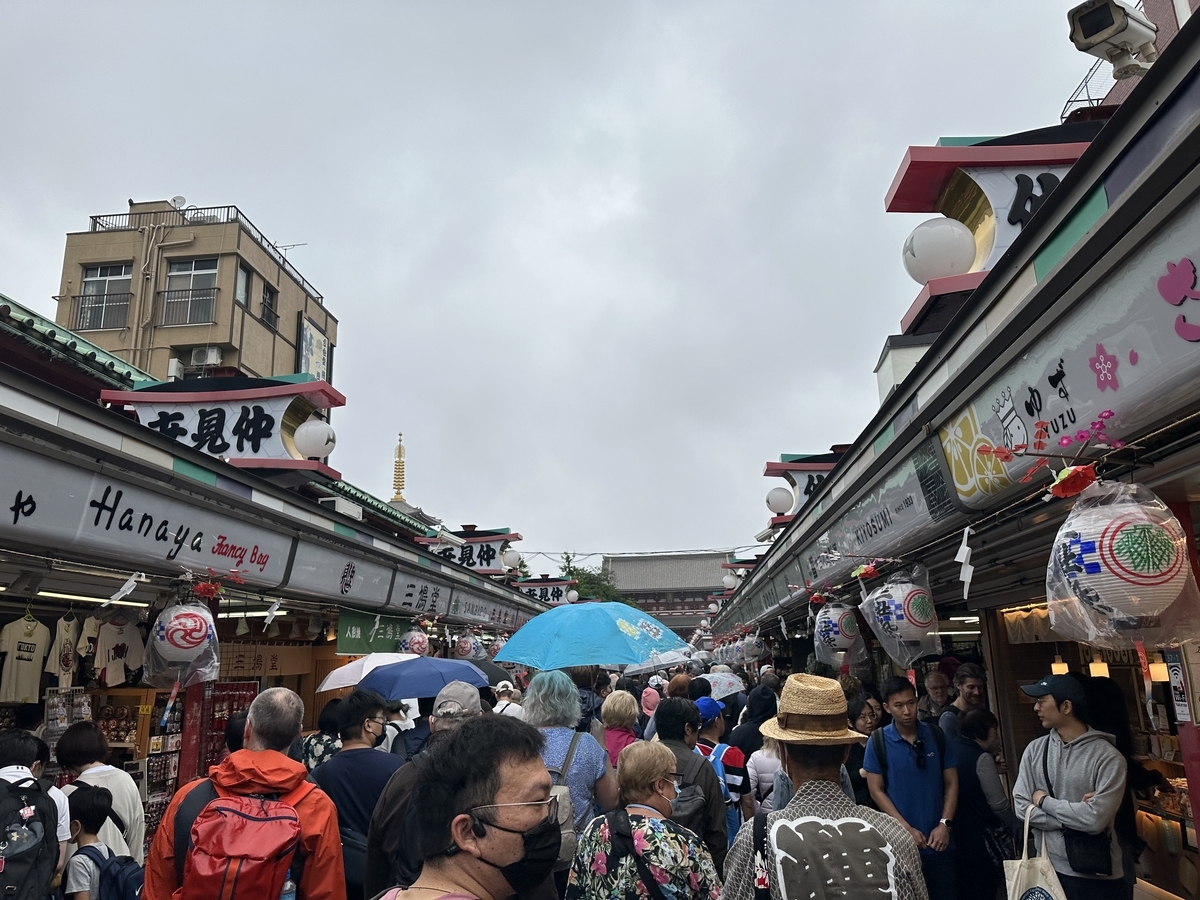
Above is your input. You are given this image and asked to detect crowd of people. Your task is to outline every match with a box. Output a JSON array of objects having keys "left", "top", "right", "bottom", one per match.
[{"left": 0, "top": 654, "right": 1160, "bottom": 900}]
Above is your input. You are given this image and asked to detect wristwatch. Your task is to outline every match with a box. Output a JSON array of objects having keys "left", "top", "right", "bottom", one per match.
[{"left": 939, "top": 818, "right": 953, "bottom": 828}]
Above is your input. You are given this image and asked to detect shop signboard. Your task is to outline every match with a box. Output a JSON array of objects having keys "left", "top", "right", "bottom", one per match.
[
  {"left": 225, "top": 642, "right": 313, "bottom": 676},
  {"left": 426, "top": 539, "right": 507, "bottom": 575},
  {"left": 337, "top": 608, "right": 415, "bottom": 655},
  {"left": 297, "top": 318, "right": 330, "bottom": 383},
  {"left": 389, "top": 575, "right": 451, "bottom": 616},
  {"left": 939, "top": 195, "right": 1200, "bottom": 508},
  {"left": 515, "top": 579, "right": 573, "bottom": 606},
  {"left": 0, "top": 441, "right": 291, "bottom": 587},
  {"left": 1164, "top": 648, "right": 1192, "bottom": 724},
  {"left": 448, "top": 590, "right": 535, "bottom": 630},
  {"left": 287, "top": 541, "right": 392, "bottom": 607}
]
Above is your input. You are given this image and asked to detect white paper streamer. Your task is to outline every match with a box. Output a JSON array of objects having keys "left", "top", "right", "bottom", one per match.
[{"left": 103, "top": 573, "right": 143, "bottom": 608}]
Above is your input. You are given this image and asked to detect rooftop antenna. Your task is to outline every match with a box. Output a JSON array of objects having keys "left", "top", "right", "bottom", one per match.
[
  {"left": 169, "top": 196, "right": 187, "bottom": 210},
  {"left": 277, "top": 242, "right": 308, "bottom": 257}
]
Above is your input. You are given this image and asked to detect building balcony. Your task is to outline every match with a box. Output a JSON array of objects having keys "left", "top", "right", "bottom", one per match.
[
  {"left": 73, "top": 293, "right": 132, "bottom": 331},
  {"left": 89, "top": 205, "right": 323, "bottom": 305},
  {"left": 160, "top": 288, "right": 217, "bottom": 326}
]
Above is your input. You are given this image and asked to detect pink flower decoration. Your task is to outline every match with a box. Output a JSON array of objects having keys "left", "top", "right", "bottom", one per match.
[
  {"left": 1098, "top": 409, "right": 1114, "bottom": 419},
  {"left": 1091, "top": 420, "right": 1106, "bottom": 431},
  {"left": 1113, "top": 439, "right": 1127, "bottom": 449},
  {"left": 632, "top": 829, "right": 648, "bottom": 856},
  {"left": 590, "top": 851, "right": 607, "bottom": 875},
  {"left": 1075, "top": 430, "right": 1091, "bottom": 442},
  {"left": 690, "top": 873, "right": 702, "bottom": 891},
  {"left": 650, "top": 865, "right": 670, "bottom": 886},
  {"left": 1089, "top": 343, "right": 1119, "bottom": 391},
  {"left": 1059, "top": 436, "right": 1074, "bottom": 448}
]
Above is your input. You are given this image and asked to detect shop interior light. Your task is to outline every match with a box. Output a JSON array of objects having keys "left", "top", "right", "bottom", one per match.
[
  {"left": 216, "top": 611, "right": 291, "bottom": 619},
  {"left": 1089, "top": 654, "right": 1110, "bottom": 678},
  {"left": 1150, "top": 653, "right": 1170, "bottom": 683},
  {"left": 36, "top": 590, "right": 148, "bottom": 609},
  {"left": 1051, "top": 655, "right": 1069, "bottom": 675},
  {"left": 949, "top": 616, "right": 979, "bottom": 622},
  {"left": 949, "top": 630, "right": 981, "bottom": 636}
]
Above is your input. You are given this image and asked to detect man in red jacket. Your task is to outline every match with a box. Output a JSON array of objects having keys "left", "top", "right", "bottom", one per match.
[{"left": 144, "top": 687, "right": 346, "bottom": 900}]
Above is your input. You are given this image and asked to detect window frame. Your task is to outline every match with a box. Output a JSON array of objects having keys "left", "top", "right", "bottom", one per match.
[
  {"left": 235, "top": 263, "right": 253, "bottom": 307},
  {"left": 261, "top": 283, "right": 279, "bottom": 330}
]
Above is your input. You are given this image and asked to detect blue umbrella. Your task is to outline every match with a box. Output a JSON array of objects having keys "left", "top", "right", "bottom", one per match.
[
  {"left": 358, "top": 656, "right": 489, "bottom": 700},
  {"left": 494, "top": 602, "right": 689, "bottom": 670}
]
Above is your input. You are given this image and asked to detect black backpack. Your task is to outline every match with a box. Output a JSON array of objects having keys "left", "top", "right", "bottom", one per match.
[
  {"left": 72, "top": 844, "right": 144, "bottom": 900},
  {"left": 0, "top": 776, "right": 60, "bottom": 900},
  {"left": 870, "top": 724, "right": 946, "bottom": 792},
  {"left": 309, "top": 762, "right": 367, "bottom": 896},
  {"left": 668, "top": 752, "right": 709, "bottom": 836}
]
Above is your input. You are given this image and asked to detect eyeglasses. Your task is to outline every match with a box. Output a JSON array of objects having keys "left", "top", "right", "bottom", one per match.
[
  {"left": 367, "top": 716, "right": 386, "bottom": 727},
  {"left": 912, "top": 738, "right": 927, "bottom": 769},
  {"left": 471, "top": 795, "right": 560, "bottom": 825},
  {"left": 667, "top": 772, "right": 683, "bottom": 788}
]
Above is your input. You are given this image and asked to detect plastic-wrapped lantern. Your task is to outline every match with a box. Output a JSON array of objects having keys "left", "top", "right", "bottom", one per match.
[
  {"left": 153, "top": 605, "right": 216, "bottom": 662},
  {"left": 488, "top": 636, "right": 507, "bottom": 659},
  {"left": 1049, "top": 488, "right": 1189, "bottom": 623},
  {"left": 867, "top": 581, "right": 936, "bottom": 641},
  {"left": 398, "top": 628, "right": 429, "bottom": 656},
  {"left": 814, "top": 605, "right": 859, "bottom": 651},
  {"left": 452, "top": 635, "right": 481, "bottom": 660},
  {"left": 743, "top": 634, "right": 766, "bottom": 661}
]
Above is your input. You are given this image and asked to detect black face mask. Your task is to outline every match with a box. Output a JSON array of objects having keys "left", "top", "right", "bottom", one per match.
[
  {"left": 475, "top": 815, "right": 561, "bottom": 895},
  {"left": 370, "top": 722, "right": 387, "bottom": 748}
]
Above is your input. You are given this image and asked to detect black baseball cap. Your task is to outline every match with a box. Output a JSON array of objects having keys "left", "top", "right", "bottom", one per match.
[{"left": 1020, "top": 674, "right": 1086, "bottom": 706}]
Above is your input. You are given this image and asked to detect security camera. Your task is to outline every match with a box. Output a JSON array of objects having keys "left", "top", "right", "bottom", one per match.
[{"left": 1068, "top": 0, "right": 1158, "bottom": 79}]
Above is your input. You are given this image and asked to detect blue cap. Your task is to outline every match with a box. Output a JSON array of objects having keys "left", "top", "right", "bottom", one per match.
[
  {"left": 1020, "top": 674, "right": 1086, "bottom": 706},
  {"left": 695, "top": 696, "right": 725, "bottom": 725}
]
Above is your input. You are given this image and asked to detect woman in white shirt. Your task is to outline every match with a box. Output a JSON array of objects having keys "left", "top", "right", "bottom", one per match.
[
  {"left": 746, "top": 736, "right": 783, "bottom": 813},
  {"left": 56, "top": 721, "right": 146, "bottom": 863}
]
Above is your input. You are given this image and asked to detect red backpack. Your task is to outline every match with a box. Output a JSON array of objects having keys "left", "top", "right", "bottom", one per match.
[{"left": 172, "top": 779, "right": 315, "bottom": 900}]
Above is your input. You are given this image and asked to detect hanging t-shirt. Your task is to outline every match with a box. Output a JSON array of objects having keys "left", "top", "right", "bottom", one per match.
[
  {"left": 76, "top": 617, "right": 100, "bottom": 658},
  {"left": 0, "top": 618, "right": 51, "bottom": 703},
  {"left": 45, "top": 616, "right": 79, "bottom": 688},
  {"left": 94, "top": 621, "right": 145, "bottom": 688}
]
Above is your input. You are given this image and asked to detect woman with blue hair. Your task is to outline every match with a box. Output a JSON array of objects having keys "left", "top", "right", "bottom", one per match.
[{"left": 524, "top": 670, "right": 619, "bottom": 892}]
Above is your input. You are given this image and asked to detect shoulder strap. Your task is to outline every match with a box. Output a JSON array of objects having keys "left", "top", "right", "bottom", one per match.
[
  {"left": 281, "top": 780, "right": 318, "bottom": 808},
  {"left": 72, "top": 780, "right": 128, "bottom": 834},
  {"left": 76, "top": 844, "right": 112, "bottom": 866},
  {"left": 606, "top": 812, "right": 669, "bottom": 900},
  {"left": 555, "top": 732, "right": 583, "bottom": 785},
  {"left": 1042, "top": 738, "right": 1055, "bottom": 798},
  {"left": 682, "top": 750, "right": 705, "bottom": 785},
  {"left": 174, "top": 779, "right": 219, "bottom": 883},
  {"left": 928, "top": 724, "right": 947, "bottom": 765},
  {"left": 753, "top": 811, "right": 770, "bottom": 900},
  {"left": 871, "top": 728, "right": 888, "bottom": 789}
]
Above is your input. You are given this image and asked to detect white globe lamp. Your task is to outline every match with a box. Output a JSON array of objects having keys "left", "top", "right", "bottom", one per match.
[
  {"left": 708, "top": 602, "right": 720, "bottom": 613},
  {"left": 722, "top": 573, "right": 738, "bottom": 591},
  {"left": 293, "top": 419, "right": 337, "bottom": 459},
  {"left": 902, "top": 218, "right": 977, "bottom": 284},
  {"left": 766, "top": 487, "right": 794, "bottom": 516},
  {"left": 501, "top": 548, "right": 522, "bottom": 570},
  {"left": 700, "top": 618, "right": 710, "bottom": 627},
  {"left": 565, "top": 589, "right": 579, "bottom": 604}
]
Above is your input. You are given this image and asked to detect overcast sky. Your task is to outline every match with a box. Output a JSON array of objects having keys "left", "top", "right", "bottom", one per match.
[{"left": 0, "top": 4, "right": 1094, "bottom": 568}]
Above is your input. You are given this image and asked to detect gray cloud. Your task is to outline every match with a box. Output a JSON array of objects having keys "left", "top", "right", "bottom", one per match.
[{"left": 0, "top": 3, "right": 1091, "bottom": 559}]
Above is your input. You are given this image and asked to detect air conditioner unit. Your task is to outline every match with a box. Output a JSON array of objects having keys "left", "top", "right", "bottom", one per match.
[
  {"left": 189, "top": 347, "right": 222, "bottom": 367},
  {"left": 166, "top": 358, "right": 185, "bottom": 381},
  {"left": 318, "top": 496, "right": 363, "bottom": 521}
]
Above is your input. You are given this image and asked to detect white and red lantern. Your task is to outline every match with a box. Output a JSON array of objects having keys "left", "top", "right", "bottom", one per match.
[
  {"left": 866, "top": 581, "right": 936, "bottom": 643},
  {"left": 398, "top": 627, "right": 429, "bottom": 656},
  {"left": 152, "top": 604, "right": 216, "bottom": 663},
  {"left": 453, "top": 634, "right": 482, "bottom": 660},
  {"left": 488, "top": 636, "right": 507, "bottom": 659},
  {"left": 814, "top": 605, "right": 859, "bottom": 651},
  {"left": 743, "top": 634, "right": 767, "bottom": 661}
]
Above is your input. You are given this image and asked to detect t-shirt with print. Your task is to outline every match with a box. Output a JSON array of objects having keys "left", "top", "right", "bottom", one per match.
[
  {"left": 697, "top": 737, "right": 748, "bottom": 802},
  {"left": 45, "top": 616, "right": 79, "bottom": 688},
  {"left": 539, "top": 727, "right": 609, "bottom": 831},
  {"left": 94, "top": 621, "right": 145, "bottom": 687},
  {"left": 76, "top": 617, "right": 100, "bottom": 658},
  {"left": 65, "top": 842, "right": 111, "bottom": 896},
  {"left": 0, "top": 618, "right": 50, "bottom": 703}
]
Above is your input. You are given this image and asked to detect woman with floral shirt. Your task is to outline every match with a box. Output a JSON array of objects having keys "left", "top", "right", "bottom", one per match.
[{"left": 566, "top": 741, "right": 721, "bottom": 900}]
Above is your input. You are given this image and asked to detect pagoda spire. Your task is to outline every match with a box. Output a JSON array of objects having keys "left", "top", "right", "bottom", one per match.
[{"left": 391, "top": 432, "right": 406, "bottom": 502}]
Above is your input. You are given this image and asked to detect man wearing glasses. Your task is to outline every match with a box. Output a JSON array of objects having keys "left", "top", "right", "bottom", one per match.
[
  {"left": 865, "top": 676, "right": 959, "bottom": 900},
  {"left": 311, "top": 688, "right": 406, "bottom": 899},
  {"left": 402, "top": 715, "right": 561, "bottom": 900}
]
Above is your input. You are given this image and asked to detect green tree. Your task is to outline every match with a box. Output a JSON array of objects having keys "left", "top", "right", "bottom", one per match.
[{"left": 559, "top": 553, "right": 636, "bottom": 606}]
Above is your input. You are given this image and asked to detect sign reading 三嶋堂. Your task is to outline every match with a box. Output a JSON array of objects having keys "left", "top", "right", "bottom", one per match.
[{"left": 337, "top": 608, "right": 416, "bottom": 655}]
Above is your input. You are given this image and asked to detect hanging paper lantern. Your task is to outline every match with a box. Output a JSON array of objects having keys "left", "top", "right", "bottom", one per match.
[
  {"left": 453, "top": 635, "right": 482, "bottom": 660},
  {"left": 488, "top": 635, "right": 508, "bottom": 659},
  {"left": 399, "top": 628, "right": 429, "bottom": 656},
  {"left": 814, "top": 605, "right": 859, "bottom": 651},
  {"left": 153, "top": 605, "right": 216, "bottom": 663},
  {"left": 1048, "top": 484, "right": 1189, "bottom": 625},
  {"left": 743, "top": 634, "right": 767, "bottom": 661},
  {"left": 866, "top": 580, "right": 936, "bottom": 642}
]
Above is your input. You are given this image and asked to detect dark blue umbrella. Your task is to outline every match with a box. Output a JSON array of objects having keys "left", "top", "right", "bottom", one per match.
[{"left": 358, "top": 656, "right": 489, "bottom": 700}]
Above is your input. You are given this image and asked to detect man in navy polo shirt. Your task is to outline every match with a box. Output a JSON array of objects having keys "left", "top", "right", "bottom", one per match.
[{"left": 865, "top": 675, "right": 959, "bottom": 900}]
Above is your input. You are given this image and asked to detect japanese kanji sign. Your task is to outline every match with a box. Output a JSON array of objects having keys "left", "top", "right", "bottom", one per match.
[
  {"left": 337, "top": 608, "right": 415, "bottom": 655},
  {"left": 426, "top": 539, "right": 507, "bottom": 575}
]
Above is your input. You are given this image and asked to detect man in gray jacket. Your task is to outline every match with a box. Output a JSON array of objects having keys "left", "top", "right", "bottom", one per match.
[{"left": 1013, "top": 674, "right": 1128, "bottom": 900}]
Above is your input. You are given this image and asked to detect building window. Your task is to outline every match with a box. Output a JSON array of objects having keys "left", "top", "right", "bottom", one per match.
[
  {"left": 161, "top": 258, "right": 218, "bottom": 325},
  {"left": 235, "top": 264, "right": 252, "bottom": 306},
  {"left": 75, "top": 263, "right": 132, "bottom": 330},
  {"left": 261, "top": 284, "right": 279, "bottom": 330}
]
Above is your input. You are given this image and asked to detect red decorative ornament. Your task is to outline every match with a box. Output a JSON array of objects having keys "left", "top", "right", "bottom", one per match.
[
  {"left": 192, "top": 581, "right": 222, "bottom": 600},
  {"left": 1050, "top": 463, "right": 1098, "bottom": 498}
]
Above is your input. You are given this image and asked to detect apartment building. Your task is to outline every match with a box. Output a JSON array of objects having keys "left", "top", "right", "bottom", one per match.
[{"left": 54, "top": 199, "right": 337, "bottom": 383}]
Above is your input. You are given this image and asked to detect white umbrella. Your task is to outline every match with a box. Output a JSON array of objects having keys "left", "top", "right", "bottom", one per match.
[
  {"left": 317, "top": 652, "right": 418, "bottom": 692},
  {"left": 624, "top": 648, "right": 693, "bottom": 675}
]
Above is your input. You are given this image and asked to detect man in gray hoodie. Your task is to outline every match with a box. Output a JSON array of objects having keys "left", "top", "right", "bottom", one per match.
[{"left": 1013, "top": 674, "right": 1128, "bottom": 900}]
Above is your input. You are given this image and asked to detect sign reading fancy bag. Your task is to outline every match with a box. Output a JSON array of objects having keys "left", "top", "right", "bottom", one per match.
[{"left": 0, "top": 441, "right": 291, "bottom": 587}]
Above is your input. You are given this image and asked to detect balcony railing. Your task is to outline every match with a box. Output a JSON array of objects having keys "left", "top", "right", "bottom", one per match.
[
  {"left": 89, "top": 205, "right": 323, "bottom": 304},
  {"left": 73, "top": 293, "right": 132, "bottom": 331},
  {"left": 160, "top": 288, "right": 216, "bottom": 326}
]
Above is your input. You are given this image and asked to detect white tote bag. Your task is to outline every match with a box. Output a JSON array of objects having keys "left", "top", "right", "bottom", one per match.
[{"left": 1005, "top": 805, "right": 1067, "bottom": 900}]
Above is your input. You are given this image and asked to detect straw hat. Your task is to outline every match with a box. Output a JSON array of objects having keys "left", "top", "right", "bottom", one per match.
[{"left": 759, "top": 673, "right": 868, "bottom": 746}]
